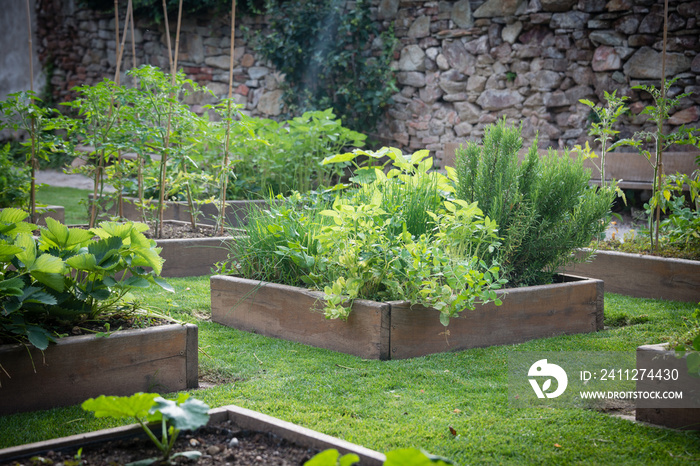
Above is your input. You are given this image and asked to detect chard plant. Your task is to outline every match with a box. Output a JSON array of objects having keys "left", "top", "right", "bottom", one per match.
[{"left": 82, "top": 392, "right": 210, "bottom": 466}]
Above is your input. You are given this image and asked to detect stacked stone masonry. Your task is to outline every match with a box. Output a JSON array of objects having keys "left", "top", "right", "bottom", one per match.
[{"left": 36, "top": 0, "right": 699, "bottom": 167}]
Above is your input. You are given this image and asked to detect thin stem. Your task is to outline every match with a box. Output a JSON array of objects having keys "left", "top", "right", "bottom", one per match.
[
  {"left": 220, "top": 0, "right": 237, "bottom": 235},
  {"left": 25, "top": 0, "right": 37, "bottom": 223},
  {"left": 654, "top": 0, "right": 669, "bottom": 251}
]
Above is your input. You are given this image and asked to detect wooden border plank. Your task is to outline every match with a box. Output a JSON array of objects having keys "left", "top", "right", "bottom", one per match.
[
  {"left": 388, "top": 275, "right": 603, "bottom": 359},
  {"left": 563, "top": 249, "right": 700, "bottom": 302},
  {"left": 210, "top": 275, "right": 391, "bottom": 360},
  {"left": 0, "top": 323, "right": 197, "bottom": 415}
]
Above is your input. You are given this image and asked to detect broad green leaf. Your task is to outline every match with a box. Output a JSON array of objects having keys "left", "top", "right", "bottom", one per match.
[
  {"left": 41, "top": 218, "right": 94, "bottom": 250},
  {"left": 82, "top": 393, "right": 159, "bottom": 419},
  {"left": 0, "top": 242, "right": 23, "bottom": 262},
  {"left": 0, "top": 277, "right": 24, "bottom": 296},
  {"left": 410, "top": 149, "right": 430, "bottom": 164},
  {"left": 172, "top": 451, "right": 203, "bottom": 461},
  {"left": 151, "top": 396, "right": 210, "bottom": 431},
  {"left": 13, "top": 233, "right": 37, "bottom": 267},
  {"left": 322, "top": 152, "right": 357, "bottom": 165},
  {"left": 26, "top": 325, "right": 53, "bottom": 351},
  {"left": 131, "top": 247, "right": 164, "bottom": 275},
  {"left": 0, "top": 208, "right": 30, "bottom": 224},
  {"left": 384, "top": 448, "right": 454, "bottom": 466},
  {"left": 122, "top": 276, "right": 151, "bottom": 288},
  {"left": 153, "top": 276, "right": 174, "bottom": 292}
]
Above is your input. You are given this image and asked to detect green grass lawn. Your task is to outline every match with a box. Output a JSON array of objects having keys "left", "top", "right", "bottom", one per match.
[
  {"left": 36, "top": 185, "right": 90, "bottom": 225},
  {"left": 1, "top": 278, "right": 698, "bottom": 464}
]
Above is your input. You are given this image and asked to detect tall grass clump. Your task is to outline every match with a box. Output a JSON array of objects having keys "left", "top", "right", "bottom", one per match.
[{"left": 455, "top": 119, "right": 615, "bottom": 286}]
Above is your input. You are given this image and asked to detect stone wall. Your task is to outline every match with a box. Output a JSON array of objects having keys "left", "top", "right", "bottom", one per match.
[{"left": 34, "top": 0, "right": 700, "bottom": 166}]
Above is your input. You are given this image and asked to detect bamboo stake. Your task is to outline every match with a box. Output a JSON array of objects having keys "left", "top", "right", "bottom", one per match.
[
  {"left": 157, "top": 0, "right": 184, "bottom": 238},
  {"left": 25, "top": 0, "right": 37, "bottom": 224},
  {"left": 653, "top": 0, "right": 669, "bottom": 252},
  {"left": 219, "top": 0, "right": 237, "bottom": 235}
]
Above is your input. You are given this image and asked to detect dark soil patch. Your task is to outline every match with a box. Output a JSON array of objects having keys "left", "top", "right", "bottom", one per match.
[
  {"left": 2, "top": 420, "right": 319, "bottom": 465},
  {"left": 143, "top": 222, "right": 228, "bottom": 240}
]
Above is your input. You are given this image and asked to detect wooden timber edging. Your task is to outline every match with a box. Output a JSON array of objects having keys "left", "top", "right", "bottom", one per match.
[
  {"left": 562, "top": 249, "right": 700, "bottom": 302},
  {"left": 88, "top": 194, "right": 269, "bottom": 228},
  {"left": 636, "top": 343, "right": 700, "bottom": 430},
  {"left": 0, "top": 323, "right": 198, "bottom": 416},
  {"left": 210, "top": 274, "right": 604, "bottom": 360},
  {"left": 442, "top": 144, "right": 698, "bottom": 191},
  {"left": 157, "top": 235, "right": 236, "bottom": 277},
  {"left": 0, "top": 405, "right": 386, "bottom": 465}
]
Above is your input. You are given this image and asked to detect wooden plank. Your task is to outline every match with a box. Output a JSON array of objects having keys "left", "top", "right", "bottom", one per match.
[
  {"left": 222, "top": 405, "right": 386, "bottom": 466},
  {"left": 636, "top": 344, "right": 700, "bottom": 430},
  {"left": 388, "top": 275, "right": 603, "bottom": 359},
  {"left": 563, "top": 249, "right": 700, "bottom": 302},
  {"left": 0, "top": 405, "right": 385, "bottom": 464},
  {"left": 158, "top": 237, "right": 235, "bottom": 277},
  {"left": 0, "top": 323, "right": 197, "bottom": 415},
  {"left": 210, "top": 276, "right": 391, "bottom": 360}
]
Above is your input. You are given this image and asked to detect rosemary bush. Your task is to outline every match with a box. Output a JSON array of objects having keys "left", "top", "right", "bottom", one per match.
[{"left": 455, "top": 119, "right": 615, "bottom": 286}]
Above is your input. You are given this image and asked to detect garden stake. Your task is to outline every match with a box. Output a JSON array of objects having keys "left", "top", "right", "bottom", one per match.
[
  {"left": 24, "top": 0, "right": 37, "bottom": 223},
  {"left": 219, "top": 0, "right": 237, "bottom": 236},
  {"left": 654, "top": 0, "right": 669, "bottom": 252},
  {"left": 157, "top": 0, "right": 184, "bottom": 238}
]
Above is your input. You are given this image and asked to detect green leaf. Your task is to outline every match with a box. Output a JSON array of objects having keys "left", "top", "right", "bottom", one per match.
[
  {"left": 153, "top": 276, "right": 174, "bottom": 292},
  {"left": 384, "top": 448, "right": 454, "bottom": 466},
  {"left": 82, "top": 393, "right": 159, "bottom": 419},
  {"left": 172, "top": 451, "right": 203, "bottom": 461},
  {"left": 0, "top": 277, "right": 25, "bottom": 297},
  {"left": 26, "top": 325, "right": 53, "bottom": 351},
  {"left": 151, "top": 396, "right": 210, "bottom": 431}
]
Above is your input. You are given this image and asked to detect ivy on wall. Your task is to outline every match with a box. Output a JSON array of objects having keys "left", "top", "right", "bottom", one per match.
[{"left": 252, "top": 0, "right": 397, "bottom": 134}]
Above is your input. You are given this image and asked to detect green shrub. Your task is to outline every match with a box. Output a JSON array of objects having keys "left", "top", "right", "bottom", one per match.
[
  {"left": 455, "top": 119, "right": 615, "bottom": 286},
  {"left": 0, "top": 209, "right": 172, "bottom": 349},
  {"left": 0, "top": 144, "right": 30, "bottom": 209},
  {"left": 252, "top": 0, "right": 397, "bottom": 133},
  {"left": 223, "top": 148, "right": 506, "bottom": 325}
]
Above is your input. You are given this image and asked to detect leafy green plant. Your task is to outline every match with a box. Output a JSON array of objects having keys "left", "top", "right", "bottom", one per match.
[
  {"left": 305, "top": 447, "right": 454, "bottom": 466},
  {"left": 0, "top": 144, "right": 31, "bottom": 209},
  {"left": 224, "top": 147, "right": 506, "bottom": 325},
  {"left": 455, "top": 118, "right": 615, "bottom": 286},
  {"left": 82, "top": 392, "right": 210, "bottom": 465},
  {"left": 252, "top": 0, "right": 397, "bottom": 133},
  {"left": 578, "top": 90, "right": 632, "bottom": 186},
  {"left": 0, "top": 91, "right": 62, "bottom": 222},
  {"left": 631, "top": 77, "right": 697, "bottom": 251},
  {"left": 0, "top": 209, "right": 172, "bottom": 350}
]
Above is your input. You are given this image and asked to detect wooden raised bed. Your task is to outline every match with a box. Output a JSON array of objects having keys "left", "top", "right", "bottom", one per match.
[
  {"left": 157, "top": 235, "right": 235, "bottom": 277},
  {"left": 89, "top": 194, "right": 268, "bottom": 228},
  {"left": 210, "top": 274, "right": 604, "bottom": 360},
  {"left": 0, "top": 323, "right": 198, "bottom": 416},
  {"left": 563, "top": 249, "right": 700, "bottom": 302},
  {"left": 636, "top": 343, "right": 700, "bottom": 430},
  {"left": 0, "top": 404, "right": 385, "bottom": 465}
]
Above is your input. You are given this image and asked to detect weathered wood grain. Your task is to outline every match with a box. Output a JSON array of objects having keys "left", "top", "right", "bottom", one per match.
[
  {"left": 210, "top": 275, "right": 391, "bottom": 360},
  {"left": 158, "top": 237, "right": 235, "bottom": 277},
  {"left": 563, "top": 249, "right": 700, "bottom": 302},
  {"left": 211, "top": 275, "right": 602, "bottom": 360},
  {"left": 0, "top": 323, "right": 198, "bottom": 415},
  {"left": 388, "top": 275, "right": 603, "bottom": 359},
  {"left": 0, "top": 405, "right": 385, "bottom": 465},
  {"left": 636, "top": 344, "right": 700, "bottom": 430}
]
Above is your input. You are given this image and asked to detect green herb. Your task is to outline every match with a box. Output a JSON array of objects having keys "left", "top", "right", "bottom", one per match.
[
  {"left": 304, "top": 447, "right": 454, "bottom": 465},
  {"left": 455, "top": 118, "right": 615, "bottom": 286},
  {"left": 82, "top": 392, "right": 210, "bottom": 465}
]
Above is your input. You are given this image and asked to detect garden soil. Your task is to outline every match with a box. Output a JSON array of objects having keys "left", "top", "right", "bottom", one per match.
[{"left": 1, "top": 420, "right": 319, "bottom": 465}]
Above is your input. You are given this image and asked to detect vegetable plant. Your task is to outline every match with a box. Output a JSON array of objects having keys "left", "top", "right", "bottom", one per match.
[
  {"left": 455, "top": 118, "right": 615, "bottom": 286},
  {"left": 224, "top": 147, "right": 506, "bottom": 326},
  {"left": 305, "top": 447, "right": 454, "bottom": 466},
  {"left": 0, "top": 209, "right": 172, "bottom": 350},
  {"left": 82, "top": 392, "right": 210, "bottom": 466},
  {"left": 0, "top": 144, "right": 30, "bottom": 209}
]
